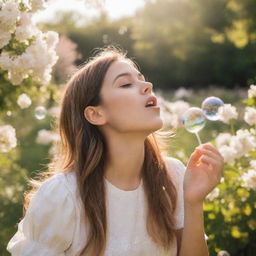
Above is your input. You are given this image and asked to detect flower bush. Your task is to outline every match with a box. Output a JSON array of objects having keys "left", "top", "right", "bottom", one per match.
[
  {"left": 159, "top": 85, "right": 256, "bottom": 255},
  {"left": 0, "top": 0, "right": 59, "bottom": 153}
]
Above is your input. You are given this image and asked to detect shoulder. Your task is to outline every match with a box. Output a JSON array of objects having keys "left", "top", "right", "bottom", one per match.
[
  {"left": 30, "top": 171, "right": 78, "bottom": 208},
  {"left": 162, "top": 155, "right": 186, "bottom": 185}
]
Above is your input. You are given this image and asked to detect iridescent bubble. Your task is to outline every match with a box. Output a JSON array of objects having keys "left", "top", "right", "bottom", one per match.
[
  {"left": 35, "top": 106, "right": 47, "bottom": 120},
  {"left": 217, "top": 250, "right": 230, "bottom": 256},
  {"left": 201, "top": 96, "right": 224, "bottom": 121},
  {"left": 181, "top": 107, "right": 206, "bottom": 133}
]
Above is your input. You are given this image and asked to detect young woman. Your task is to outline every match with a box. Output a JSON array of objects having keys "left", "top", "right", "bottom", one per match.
[{"left": 7, "top": 47, "right": 224, "bottom": 256}]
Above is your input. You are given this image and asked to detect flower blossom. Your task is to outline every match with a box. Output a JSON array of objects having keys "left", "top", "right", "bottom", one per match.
[
  {"left": 218, "top": 145, "right": 237, "bottom": 165},
  {"left": 248, "top": 84, "right": 256, "bottom": 98},
  {"left": 0, "top": 29, "right": 11, "bottom": 48},
  {"left": 15, "top": 13, "right": 37, "bottom": 41},
  {"left": 215, "top": 133, "right": 232, "bottom": 148},
  {"left": 250, "top": 160, "right": 256, "bottom": 170},
  {"left": 244, "top": 107, "right": 256, "bottom": 126},
  {"left": 206, "top": 187, "right": 220, "bottom": 201},
  {"left": 0, "top": 125, "right": 17, "bottom": 152},
  {"left": 17, "top": 93, "right": 32, "bottom": 109},
  {"left": 0, "top": 31, "right": 59, "bottom": 85},
  {"left": 0, "top": 0, "right": 19, "bottom": 31},
  {"left": 218, "top": 104, "right": 238, "bottom": 124},
  {"left": 230, "top": 129, "right": 256, "bottom": 158},
  {"left": 36, "top": 129, "right": 60, "bottom": 145},
  {"left": 30, "top": 0, "right": 47, "bottom": 13},
  {"left": 158, "top": 95, "right": 190, "bottom": 128},
  {"left": 241, "top": 169, "right": 256, "bottom": 191}
]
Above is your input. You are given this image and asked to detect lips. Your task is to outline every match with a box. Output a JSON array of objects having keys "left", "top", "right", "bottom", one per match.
[{"left": 145, "top": 96, "right": 157, "bottom": 108}]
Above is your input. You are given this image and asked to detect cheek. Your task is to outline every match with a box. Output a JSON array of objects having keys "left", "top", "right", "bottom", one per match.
[
  {"left": 105, "top": 96, "right": 138, "bottom": 122},
  {"left": 104, "top": 98, "right": 163, "bottom": 132}
]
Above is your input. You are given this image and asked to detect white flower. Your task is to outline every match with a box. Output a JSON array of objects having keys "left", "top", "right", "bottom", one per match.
[
  {"left": 218, "top": 104, "right": 238, "bottom": 124},
  {"left": 241, "top": 169, "right": 256, "bottom": 190},
  {"left": 0, "top": 29, "right": 11, "bottom": 48},
  {"left": 0, "top": 125, "right": 17, "bottom": 152},
  {"left": 167, "top": 100, "right": 190, "bottom": 117},
  {"left": 230, "top": 129, "right": 256, "bottom": 158},
  {"left": 17, "top": 52, "right": 35, "bottom": 70},
  {"left": 45, "top": 31, "right": 59, "bottom": 48},
  {"left": 8, "top": 70, "right": 28, "bottom": 85},
  {"left": 218, "top": 145, "right": 237, "bottom": 165},
  {"left": 215, "top": 133, "right": 232, "bottom": 149},
  {"left": 0, "top": 1, "right": 59, "bottom": 86},
  {"left": 0, "top": 51, "right": 13, "bottom": 70},
  {"left": 36, "top": 129, "right": 60, "bottom": 145},
  {"left": 174, "top": 87, "right": 192, "bottom": 99},
  {"left": 15, "top": 13, "right": 37, "bottom": 41},
  {"left": 159, "top": 99, "right": 190, "bottom": 128},
  {"left": 17, "top": 93, "right": 32, "bottom": 109},
  {"left": 250, "top": 160, "right": 256, "bottom": 170},
  {"left": 0, "top": 0, "right": 20, "bottom": 31},
  {"left": 250, "top": 128, "right": 256, "bottom": 135},
  {"left": 206, "top": 187, "right": 220, "bottom": 201},
  {"left": 248, "top": 84, "right": 256, "bottom": 98},
  {"left": 244, "top": 107, "right": 256, "bottom": 126},
  {"left": 30, "top": 0, "right": 47, "bottom": 13}
]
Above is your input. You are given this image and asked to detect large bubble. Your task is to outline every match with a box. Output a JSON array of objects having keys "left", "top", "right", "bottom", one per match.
[
  {"left": 181, "top": 107, "right": 206, "bottom": 133},
  {"left": 35, "top": 106, "right": 47, "bottom": 120},
  {"left": 201, "top": 96, "right": 224, "bottom": 121}
]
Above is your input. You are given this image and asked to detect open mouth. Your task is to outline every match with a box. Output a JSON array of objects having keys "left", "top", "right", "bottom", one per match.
[{"left": 145, "top": 96, "right": 157, "bottom": 108}]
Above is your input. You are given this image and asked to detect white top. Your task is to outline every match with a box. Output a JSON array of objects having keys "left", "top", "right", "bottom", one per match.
[{"left": 7, "top": 156, "right": 186, "bottom": 256}]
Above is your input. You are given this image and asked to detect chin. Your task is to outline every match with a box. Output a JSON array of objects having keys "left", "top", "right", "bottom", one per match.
[{"left": 147, "top": 118, "right": 164, "bottom": 133}]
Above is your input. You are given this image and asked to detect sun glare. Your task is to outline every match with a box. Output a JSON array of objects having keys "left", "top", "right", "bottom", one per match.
[{"left": 34, "top": 0, "right": 145, "bottom": 23}]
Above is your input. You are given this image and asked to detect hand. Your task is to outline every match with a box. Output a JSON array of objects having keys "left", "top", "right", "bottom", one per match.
[{"left": 183, "top": 143, "right": 224, "bottom": 206}]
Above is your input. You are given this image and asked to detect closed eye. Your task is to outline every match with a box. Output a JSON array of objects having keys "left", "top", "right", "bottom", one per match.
[{"left": 121, "top": 83, "right": 132, "bottom": 87}]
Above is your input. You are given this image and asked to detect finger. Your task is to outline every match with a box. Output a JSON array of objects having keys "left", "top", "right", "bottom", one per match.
[
  {"left": 198, "top": 144, "right": 224, "bottom": 160},
  {"left": 199, "top": 149, "right": 224, "bottom": 163},
  {"left": 200, "top": 155, "right": 219, "bottom": 166},
  {"left": 200, "top": 156, "right": 224, "bottom": 177},
  {"left": 187, "top": 148, "right": 203, "bottom": 168}
]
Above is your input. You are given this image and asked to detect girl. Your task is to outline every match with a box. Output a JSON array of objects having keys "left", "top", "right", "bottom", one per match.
[{"left": 7, "top": 47, "right": 224, "bottom": 256}]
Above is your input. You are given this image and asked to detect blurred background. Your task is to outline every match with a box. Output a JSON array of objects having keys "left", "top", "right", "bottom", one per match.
[{"left": 1, "top": 0, "right": 256, "bottom": 255}]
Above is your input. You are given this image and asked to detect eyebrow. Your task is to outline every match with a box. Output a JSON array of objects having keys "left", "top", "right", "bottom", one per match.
[{"left": 113, "top": 72, "right": 144, "bottom": 84}]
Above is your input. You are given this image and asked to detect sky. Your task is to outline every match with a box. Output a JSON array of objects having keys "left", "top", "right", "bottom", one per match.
[{"left": 34, "top": 0, "right": 146, "bottom": 23}]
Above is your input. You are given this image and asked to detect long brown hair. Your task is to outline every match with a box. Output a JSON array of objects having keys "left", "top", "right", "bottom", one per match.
[{"left": 24, "top": 46, "right": 177, "bottom": 255}]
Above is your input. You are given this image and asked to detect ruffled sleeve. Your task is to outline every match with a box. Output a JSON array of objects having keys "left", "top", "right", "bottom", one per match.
[
  {"left": 7, "top": 174, "right": 76, "bottom": 256},
  {"left": 164, "top": 156, "right": 186, "bottom": 230}
]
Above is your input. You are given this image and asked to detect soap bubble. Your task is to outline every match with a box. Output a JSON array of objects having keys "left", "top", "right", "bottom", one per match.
[
  {"left": 35, "top": 106, "right": 47, "bottom": 120},
  {"left": 217, "top": 250, "right": 230, "bottom": 256},
  {"left": 201, "top": 96, "right": 224, "bottom": 121},
  {"left": 181, "top": 107, "right": 206, "bottom": 133}
]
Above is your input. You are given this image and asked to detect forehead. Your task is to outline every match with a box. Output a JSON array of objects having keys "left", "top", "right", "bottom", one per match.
[{"left": 103, "top": 60, "right": 138, "bottom": 85}]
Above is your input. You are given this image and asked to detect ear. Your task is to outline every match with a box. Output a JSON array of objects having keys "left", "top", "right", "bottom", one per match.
[{"left": 84, "top": 106, "right": 106, "bottom": 126}]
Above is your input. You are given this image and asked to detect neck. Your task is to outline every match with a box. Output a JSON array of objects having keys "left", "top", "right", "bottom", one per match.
[{"left": 104, "top": 133, "right": 146, "bottom": 191}]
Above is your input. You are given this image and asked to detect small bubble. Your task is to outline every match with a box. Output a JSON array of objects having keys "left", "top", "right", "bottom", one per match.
[{"left": 35, "top": 106, "right": 47, "bottom": 120}]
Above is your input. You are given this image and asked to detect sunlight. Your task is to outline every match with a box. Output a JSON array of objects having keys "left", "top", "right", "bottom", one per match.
[{"left": 34, "top": 0, "right": 145, "bottom": 23}]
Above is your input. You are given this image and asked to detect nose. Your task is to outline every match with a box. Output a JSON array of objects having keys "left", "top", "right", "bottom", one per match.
[{"left": 141, "top": 81, "right": 153, "bottom": 94}]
